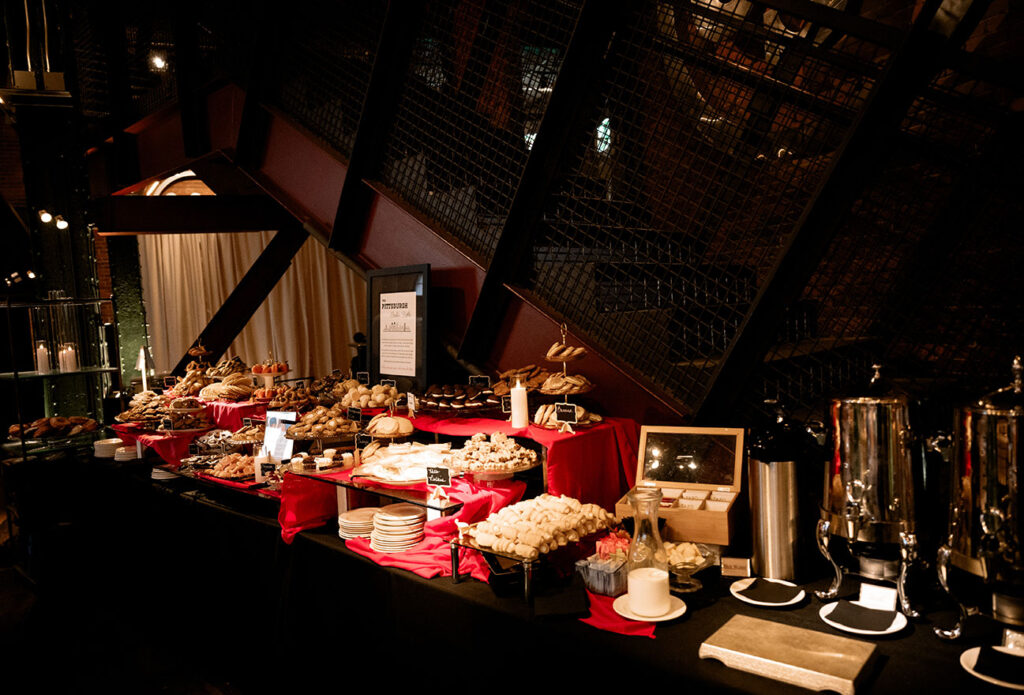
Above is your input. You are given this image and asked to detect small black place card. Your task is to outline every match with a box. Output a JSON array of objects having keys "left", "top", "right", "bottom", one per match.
[
  {"left": 355, "top": 432, "right": 374, "bottom": 449},
  {"left": 501, "top": 396, "right": 512, "bottom": 414},
  {"left": 555, "top": 402, "right": 578, "bottom": 424},
  {"left": 260, "top": 462, "right": 276, "bottom": 477},
  {"left": 468, "top": 375, "right": 491, "bottom": 388},
  {"left": 356, "top": 371, "right": 370, "bottom": 385},
  {"left": 242, "top": 417, "right": 254, "bottom": 429},
  {"left": 380, "top": 378, "right": 397, "bottom": 388},
  {"left": 427, "top": 467, "right": 451, "bottom": 487},
  {"left": 161, "top": 417, "right": 174, "bottom": 431},
  {"left": 348, "top": 407, "right": 364, "bottom": 421},
  {"left": 188, "top": 441, "right": 200, "bottom": 456},
  {"left": 164, "top": 376, "right": 178, "bottom": 388}
]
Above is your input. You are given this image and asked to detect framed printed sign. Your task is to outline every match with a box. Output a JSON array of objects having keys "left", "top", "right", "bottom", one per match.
[{"left": 367, "top": 264, "right": 429, "bottom": 393}]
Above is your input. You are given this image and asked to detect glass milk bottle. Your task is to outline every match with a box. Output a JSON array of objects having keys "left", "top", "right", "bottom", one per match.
[{"left": 626, "top": 486, "right": 671, "bottom": 616}]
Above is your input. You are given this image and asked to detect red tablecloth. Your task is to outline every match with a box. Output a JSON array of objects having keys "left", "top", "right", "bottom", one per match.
[
  {"left": 580, "top": 590, "right": 657, "bottom": 638},
  {"left": 111, "top": 423, "right": 206, "bottom": 467},
  {"left": 409, "top": 414, "right": 641, "bottom": 510},
  {"left": 203, "top": 400, "right": 268, "bottom": 431}
]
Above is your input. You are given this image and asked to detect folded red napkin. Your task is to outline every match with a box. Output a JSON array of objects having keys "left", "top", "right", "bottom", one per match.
[{"left": 580, "top": 590, "right": 656, "bottom": 638}]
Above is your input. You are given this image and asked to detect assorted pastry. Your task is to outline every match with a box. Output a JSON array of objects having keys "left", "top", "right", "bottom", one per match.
[
  {"left": 492, "top": 365, "right": 551, "bottom": 395},
  {"left": 308, "top": 370, "right": 349, "bottom": 404},
  {"left": 198, "top": 372, "right": 253, "bottom": 402},
  {"left": 168, "top": 362, "right": 211, "bottom": 397},
  {"left": 206, "top": 356, "right": 248, "bottom": 379},
  {"left": 193, "top": 429, "right": 238, "bottom": 453},
  {"left": 116, "top": 399, "right": 166, "bottom": 423},
  {"left": 532, "top": 403, "right": 603, "bottom": 429},
  {"left": 9, "top": 416, "right": 99, "bottom": 440},
  {"left": 157, "top": 410, "right": 211, "bottom": 432},
  {"left": 365, "top": 413, "right": 414, "bottom": 438},
  {"left": 290, "top": 448, "right": 354, "bottom": 471},
  {"left": 450, "top": 432, "right": 538, "bottom": 474},
  {"left": 286, "top": 404, "right": 360, "bottom": 439},
  {"left": 335, "top": 381, "right": 402, "bottom": 409},
  {"left": 465, "top": 494, "right": 617, "bottom": 561},
  {"left": 353, "top": 441, "right": 453, "bottom": 483},
  {"left": 251, "top": 359, "right": 289, "bottom": 375},
  {"left": 545, "top": 342, "right": 587, "bottom": 362},
  {"left": 168, "top": 396, "right": 203, "bottom": 411},
  {"left": 207, "top": 453, "right": 255, "bottom": 480},
  {"left": 539, "top": 372, "right": 594, "bottom": 395},
  {"left": 230, "top": 423, "right": 266, "bottom": 443},
  {"left": 418, "top": 384, "right": 498, "bottom": 412}
]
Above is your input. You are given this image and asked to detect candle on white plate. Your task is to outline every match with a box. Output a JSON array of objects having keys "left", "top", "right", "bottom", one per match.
[
  {"left": 35, "top": 342, "right": 50, "bottom": 373},
  {"left": 510, "top": 378, "right": 528, "bottom": 429},
  {"left": 627, "top": 567, "right": 671, "bottom": 617}
]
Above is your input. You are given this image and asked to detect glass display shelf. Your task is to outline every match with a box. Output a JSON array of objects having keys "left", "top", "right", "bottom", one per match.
[
  {"left": 0, "top": 366, "right": 119, "bottom": 380},
  {"left": 287, "top": 467, "right": 464, "bottom": 515},
  {"left": 162, "top": 464, "right": 281, "bottom": 501},
  {"left": 2, "top": 429, "right": 108, "bottom": 458},
  {"left": 1, "top": 297, "right": 111, "bottom": 309}
]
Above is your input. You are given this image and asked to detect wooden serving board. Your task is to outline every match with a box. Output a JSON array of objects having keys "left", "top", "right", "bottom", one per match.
[{"left": 699, "top": 615, "right": 877, "bottom": 695}]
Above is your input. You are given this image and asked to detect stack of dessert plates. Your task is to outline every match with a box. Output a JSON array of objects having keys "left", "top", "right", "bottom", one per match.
[
  {"left": 338, "top": 507, "right": 380, "bottom": 540},
  {"left": 114, "top": 445, "right": 138, "bottom": 462},
  {"left": 370, "top": 503, "right": 426, "bottom": 553},
  {"left": 94, "top": 438, "right": 124, "bottom": 458}
]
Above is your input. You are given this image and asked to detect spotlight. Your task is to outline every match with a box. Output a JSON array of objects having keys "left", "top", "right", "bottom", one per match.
[
  {"left": 39, "top": 210, "right": 52, "bottom": 223},
  {"left": 26, "top": 270, "right": 36, "bottom": 279},
  {"left": 55, "top": 215, "right": 69, "bottom": 230},
  {"left": 150, "top": 53, "right": 167, "bottom": 71}
]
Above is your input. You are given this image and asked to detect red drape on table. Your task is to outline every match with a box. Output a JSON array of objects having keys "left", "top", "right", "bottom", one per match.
[
  {"left": 410, "top": 414, "right": 640, "bottom": 510},
  {"left": 111, "top": 423, "right": 206, "bottom": 467},
  {"left": 203, "top": 400, "right": 268, "bottom": 431}
]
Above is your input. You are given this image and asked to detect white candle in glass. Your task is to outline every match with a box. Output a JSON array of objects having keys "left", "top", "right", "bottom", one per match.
[
  {"left": 140, "top": 347, "right": 148, "bottom": 392},
  {"left": 627, "top": 567, "right": 671, "bottom": 617},
  {"left": 510, "top": 379, "right": 528, "bottom": 429},
  {"left": 35, "top": 342, "right": 50, "bottom": 373},
  {"left": 59, "top": 344, "right": 78, "bottom": 372}
]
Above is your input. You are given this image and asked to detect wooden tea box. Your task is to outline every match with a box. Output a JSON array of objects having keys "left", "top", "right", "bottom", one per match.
[{"left": 616, "top": 426, "right": 744, "bottom": 546}]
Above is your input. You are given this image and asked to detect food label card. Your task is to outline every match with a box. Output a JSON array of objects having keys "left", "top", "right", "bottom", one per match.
[
  {"left": 262, "top": 410, "right": 297, "bottom": 463},
  {"left": 555, "top": 403, "right": 578, "bottom": 424},
  {"left": 380, "top": 378, "right": 397, "bottom": 388},
  {"left": 347, "top": 407, "right": 364, "bottom": 422},
  {"left": 858, "top": 583, "right": 898, "bottom": 611},
  {"left": 501, "top": 396, "right": 512, "bottom": 414},
  {"left": 355, "top": 432, "right": 374, "bottom": 449},
  {"left": 427, "top": 467, "right": 451, "bottom": 487},
  {"left": 164, "top": 376, "right": 177, "bottom": 388},
  {"left": 242, "top": 417, "right": 254, "bottom": 429},
  {"left": 468, "top": 375, "right": 491, "bottom": 388},
  {"left": 356, "top": 371, "right": 370, "bottom": 385}
]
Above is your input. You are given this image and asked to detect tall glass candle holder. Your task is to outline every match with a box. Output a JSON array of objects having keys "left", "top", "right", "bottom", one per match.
[{"left": 58, "top": 343, "right": 79, "bottom": 372}]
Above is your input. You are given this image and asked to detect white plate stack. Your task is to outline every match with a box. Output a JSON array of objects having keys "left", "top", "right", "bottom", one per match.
[
  {"left": 94, "top": 438, "right": 124, "bottom": 458},
  {"left": 114, "top": 445, "right": 138, "bottom": 462},
  {"left": 370, "top": 503, "right": 426, "bottom": 553},
  {"left": 338, "top": 507, "right": 380, "bottom": 540}
]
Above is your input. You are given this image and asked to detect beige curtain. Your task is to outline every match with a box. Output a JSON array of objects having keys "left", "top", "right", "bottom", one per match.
[{"left": 138, "top": 232, "right": 366, "bottom": 379}]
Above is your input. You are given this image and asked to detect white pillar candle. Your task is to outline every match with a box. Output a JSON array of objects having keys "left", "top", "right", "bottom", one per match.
[
  {"left": 139, "top": 346, "right": 148, "bottom": 392},
  {"left": 35, "top": 343, "right": 50, "bottom": 373},
  {"left": 510, "top": 379, "right": 528, "bottom": 429},
  {"left": 627, "top": 567, "right": 671, "bottom": 617}
]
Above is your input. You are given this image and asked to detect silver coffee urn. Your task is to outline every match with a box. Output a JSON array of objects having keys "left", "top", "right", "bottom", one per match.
[
  {"left": 935, "top": 356, "right": 1023, "bottom": 640},
  {"left": 815, "top": 366, "right": 920, "bottom": 616}
]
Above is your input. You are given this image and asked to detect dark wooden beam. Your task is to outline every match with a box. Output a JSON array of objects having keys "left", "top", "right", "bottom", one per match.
[
  {"left": 328, "top": 0, "right": 424, "bottom": 255},
  {"left": 234, "top": 0, "right": 273, "bottom": 169},
  {"left": 171, "top": 225, "right": 310, "bottom": 374},
  {"left": 694, "top": 0, "right": 989, "bottom": 423},
  {"left": 457, "top": 0, "right": 626, "bottom": 364},
  {"left": 93, "top": 195, "right": 296, "bottom": 235},
  {"left": 174, "top": 2, "right": 210, "bottom": 158}
]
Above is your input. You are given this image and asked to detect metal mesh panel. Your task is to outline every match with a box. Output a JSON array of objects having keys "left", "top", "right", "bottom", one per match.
[
  {"left": 379, "top": 0, "right": 582, "bottom": 263},
  {"left": 747, "top": 0, "right": 1023, "bottom": 420},
  {"left": 68, "top": 3, "right": 112, "bottom": 121},
  {"left": 123, "top": 12, "right": 177, "bottom": 120},
  {"left": 522, "top": 1, "right": 897, "bottom": 412},
  {"left": 262, "top": 1, "right": 386, "bottom": 159}
]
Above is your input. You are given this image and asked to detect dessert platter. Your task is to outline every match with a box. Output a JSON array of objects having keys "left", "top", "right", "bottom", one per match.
[
  {"left": 205, "top": 452, "right": 256, "bottom": 481},
  {"left": 334, "top": 380, "right": 402, "bottom": 409},
  {"left": 9, "top": 415, "right": 99, "bottom": 440},
  {"left": 167, "top": 362, "right": 212, "bottom": 397},
  {"left": 199, "top": 372, "right": 254, "bottom": 402},
  {"left": 459, "top": 493, "right": 617, "bottom": 562},
  {"left": 352, "top": 441, "right": 454, "bottom": 485},
  {"left": 491, "top": 364, "right": 551, "bottom": 396},
  {"left": 416, "top": 383, "right": 500, "bottom": 415},
  {"left": 206, "top": 356, "right": 248, "bottom": 379},
  {"left": 449, "top": 432, "right": 540, "bottom": 478},
  {"left": 364, "top": 413, "right": 414, "bottom": 439},
  {"left": 532, "top": 403, "right": 602, "bottom": 429},
  {"left": 229, "top": 422, "right": 266, "bottom": 444},
  {"left": 286, "top": 404, "right": 360, "bottom": 440}
]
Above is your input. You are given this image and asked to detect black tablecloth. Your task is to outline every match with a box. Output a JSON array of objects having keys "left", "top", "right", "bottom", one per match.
[{"left": 18, "top": 454, "right": 1010, "bottom": 692}]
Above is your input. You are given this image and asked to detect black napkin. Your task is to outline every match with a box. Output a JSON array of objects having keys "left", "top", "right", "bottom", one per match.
[
  {"left": 973, "top": 646, "right": 1024, "bottom": 685},
  {"left": 827, "top": 600, "right": 897, "bottom": 631},
  {"left": 737, "top": 578, "right": 802, "bottom": 604}
]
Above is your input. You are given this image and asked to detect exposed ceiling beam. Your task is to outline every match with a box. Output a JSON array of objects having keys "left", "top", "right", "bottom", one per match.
[{"left": 92, "top": 194, "right": 295, "bottom": 235}]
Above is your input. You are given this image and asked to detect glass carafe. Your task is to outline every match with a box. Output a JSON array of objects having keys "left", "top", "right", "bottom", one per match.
[{"left": 626, "top": 486, "right": 670, "bottom": 616}]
